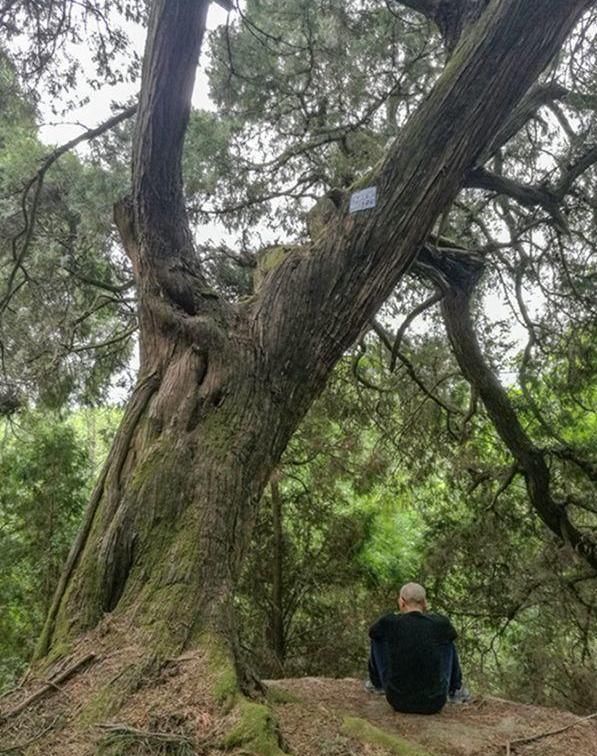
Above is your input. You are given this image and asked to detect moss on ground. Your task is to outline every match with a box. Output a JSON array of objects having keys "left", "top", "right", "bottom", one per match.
[
  {"left": 221, "top": 699, "right": 286, "bottom": 755},
  {"left": 265, "top": 685, "right": 301, "bottom": 705},
  {"left": 342, "top": 716, "right": 432, "bottom": 756}
]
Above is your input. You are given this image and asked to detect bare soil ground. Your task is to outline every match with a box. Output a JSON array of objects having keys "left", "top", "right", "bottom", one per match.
[{"left": 267, "top": 677, "right": 597, "bottom": 756}]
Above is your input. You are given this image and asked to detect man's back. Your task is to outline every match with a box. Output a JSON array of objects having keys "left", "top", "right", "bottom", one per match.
[{"left": 369, "top": 610, "right": 457, "bottom": 714}]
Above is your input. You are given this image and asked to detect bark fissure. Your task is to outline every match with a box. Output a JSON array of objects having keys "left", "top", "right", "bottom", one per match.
[{"left": 36, "top": 372, "right": 160, "bottom": 657}]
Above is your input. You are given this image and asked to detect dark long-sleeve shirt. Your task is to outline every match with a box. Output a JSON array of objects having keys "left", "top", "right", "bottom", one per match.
[{"left": 369, "top": 611, "right": 457, "bottom": 714}]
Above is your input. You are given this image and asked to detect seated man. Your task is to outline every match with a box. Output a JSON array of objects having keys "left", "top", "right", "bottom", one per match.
[{"left": 366, "top": 582, "right": 470, "bottom": 714}]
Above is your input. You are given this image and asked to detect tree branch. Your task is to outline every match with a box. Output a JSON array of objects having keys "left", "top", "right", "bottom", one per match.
[
  {"left": 392, "top": 1, "right": 491, "bottom": 53},
  {"left": 479, "top": 81, "right": 569, "bottom": 161},
  {"left": 554, "top": 143, "right": 597, "bottom": 196},
  {"left": 129, "top": 0, "right": 234, "bottom": 332},
  {"left": 464, "top": 167, "right": 567, "bottom": 229},
  {"left": 372, "top": 320, "right": 463, "bottom": 416},
  {"left": 392, "top": 0, "right": 436, "bottom": 17},
  {"left": 438, "top": 266, "right": 597, "bottom": 570},
  {"left": 389, "top": 291, "right": 443, "bottom": 372},
  {"left": 132, "top": 0, "right": 209, "bottom": 265},
  {"left": 0, "top": 104, "right": 137, "bottom": 315},
  {"left": 254, "top": 0, "right": 593, "bottom": 383}
]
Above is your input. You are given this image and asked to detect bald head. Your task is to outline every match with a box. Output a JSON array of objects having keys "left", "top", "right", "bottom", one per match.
[{"left": 399, "top": 582, "right": 427, "bottom": 612}]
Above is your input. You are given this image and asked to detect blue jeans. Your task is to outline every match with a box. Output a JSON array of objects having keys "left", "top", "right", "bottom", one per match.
[{"left": 368, "top": 638, "right": 463, "bottom": 694}]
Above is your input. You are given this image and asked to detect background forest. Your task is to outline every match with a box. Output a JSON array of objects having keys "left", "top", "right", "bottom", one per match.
[{"left": 0, "top": 0, "right": 595, "bottom": 718}]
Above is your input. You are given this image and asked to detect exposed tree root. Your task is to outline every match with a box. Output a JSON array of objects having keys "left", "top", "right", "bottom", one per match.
[
  {"left": 0, "top": 654, "right": 96, "bottom": 723},
  {"left": 221, "top": 698, "right": 288, "bottom": 755},
  {"left": 96, "top": 723, "right": 195, "bottom": 755},
  {"left": 505, "top": 711, "right": 597, "bottom": 753}
]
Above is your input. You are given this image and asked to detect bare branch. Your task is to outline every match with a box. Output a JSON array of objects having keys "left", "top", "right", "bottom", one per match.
[
  {"left": 0, "top": 104, "right": 137, "bottom": 314},
  {"left": 480, "top": 81, "right": 569, "bottom": 160},
  {"left": 372, "top": 320, "right": 463, "bottom": 416},
  {"left": 389, "top": 291, "right": 443, "bottom": 372},
  {"left": 487, "top": 463, "right": 521, "bottom": 511},
  {"left": 554, "top": 144, "right": 597, "bottom": 196},
  {"left": 464, "top": 167, "right": 568, "bottom": 230},
  {"left": 392, "top": 0, "right": 436, "bottom": 18}
]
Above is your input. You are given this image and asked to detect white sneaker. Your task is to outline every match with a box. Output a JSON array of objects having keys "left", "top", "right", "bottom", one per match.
[
  {"left": 448, "top": 686, "right": 472, "bottom": 704},
  {"left": 364, "top": 679, "right": 385, "bottom": 694}
]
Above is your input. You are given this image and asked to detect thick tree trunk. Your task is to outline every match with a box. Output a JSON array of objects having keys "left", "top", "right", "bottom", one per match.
[
  {"left": 38, "top": 334, "right": 324, "bottom": 659},
  {"left": 38, "top": 0, "right": 595, "bottom": 671}
]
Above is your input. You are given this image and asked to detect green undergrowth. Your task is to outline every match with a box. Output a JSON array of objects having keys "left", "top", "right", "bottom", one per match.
[{"left": 342, "top": 716, "right": 432, "bottom": 756}]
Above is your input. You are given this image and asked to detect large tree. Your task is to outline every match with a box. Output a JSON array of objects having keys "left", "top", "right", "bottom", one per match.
[
  {"left": 35, "top": 0, "right": 596, "bottom": 661},
  {"left": 1, "top": 0, "right": 591, "bottom": 711}
]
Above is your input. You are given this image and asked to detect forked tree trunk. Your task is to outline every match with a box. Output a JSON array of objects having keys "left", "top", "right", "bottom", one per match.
[{"left": 37, "top": 0, "right": 595, "bottom": 668}]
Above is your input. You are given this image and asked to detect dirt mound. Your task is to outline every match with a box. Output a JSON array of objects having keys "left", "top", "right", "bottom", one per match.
[
  {"left": 1, "top": 646, "right": 596, "bottom": 756},
  {"left": 267, "top": 677, "right": 597, "bottom": 756}
]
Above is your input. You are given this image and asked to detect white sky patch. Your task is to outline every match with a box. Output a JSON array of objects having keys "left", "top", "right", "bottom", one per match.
[{"left": 38, "top": 3, "right": 230, "bottom": 146}]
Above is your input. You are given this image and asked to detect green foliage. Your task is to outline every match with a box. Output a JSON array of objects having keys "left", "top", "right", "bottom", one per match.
[
  {"left": 237, "top": 329, "right": 596, "bottom": 712},
  {"left": 0, "top": 50, "right": 135, "bottom": 410},
  {"left": 237, "top": 357, "right": 428, "bottom": 679},
  {"left": 0, "top": 0, "right": 595, "bottom": 721},
  {"left": 0, "top": 407, "right": 120, "bottom": 689},
  {"left": 204, "top": 0, "right": 441, "bottom": 231},
  {"left": 0, "top": 3, "right": 146, "bottom": 106}
]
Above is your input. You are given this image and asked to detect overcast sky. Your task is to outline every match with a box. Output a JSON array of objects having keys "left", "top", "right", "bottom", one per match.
[{"left": 38, "top": 3, "right": 230, "bottom": 148}]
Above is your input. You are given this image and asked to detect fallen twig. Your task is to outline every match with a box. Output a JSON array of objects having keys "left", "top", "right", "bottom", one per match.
[
  {"left": 0, "top": 653, "right": 96, "bottom": 722},
  {"left": 505, "top": 711, "right": 597, "bottom": 752},
  {"left": 0, "top": 688, "right": 18, "bottom": 704},
  {"left": 97, "top": 722, "right": 194, "bottom": 747},
  {"left": 0, "top": 716, "right": 61, "bottom": 754}
]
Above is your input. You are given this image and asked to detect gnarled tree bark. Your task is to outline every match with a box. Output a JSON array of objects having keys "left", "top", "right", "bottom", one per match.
[{"left": 396, "top": 0, "right": 491, "bottom": 52}]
